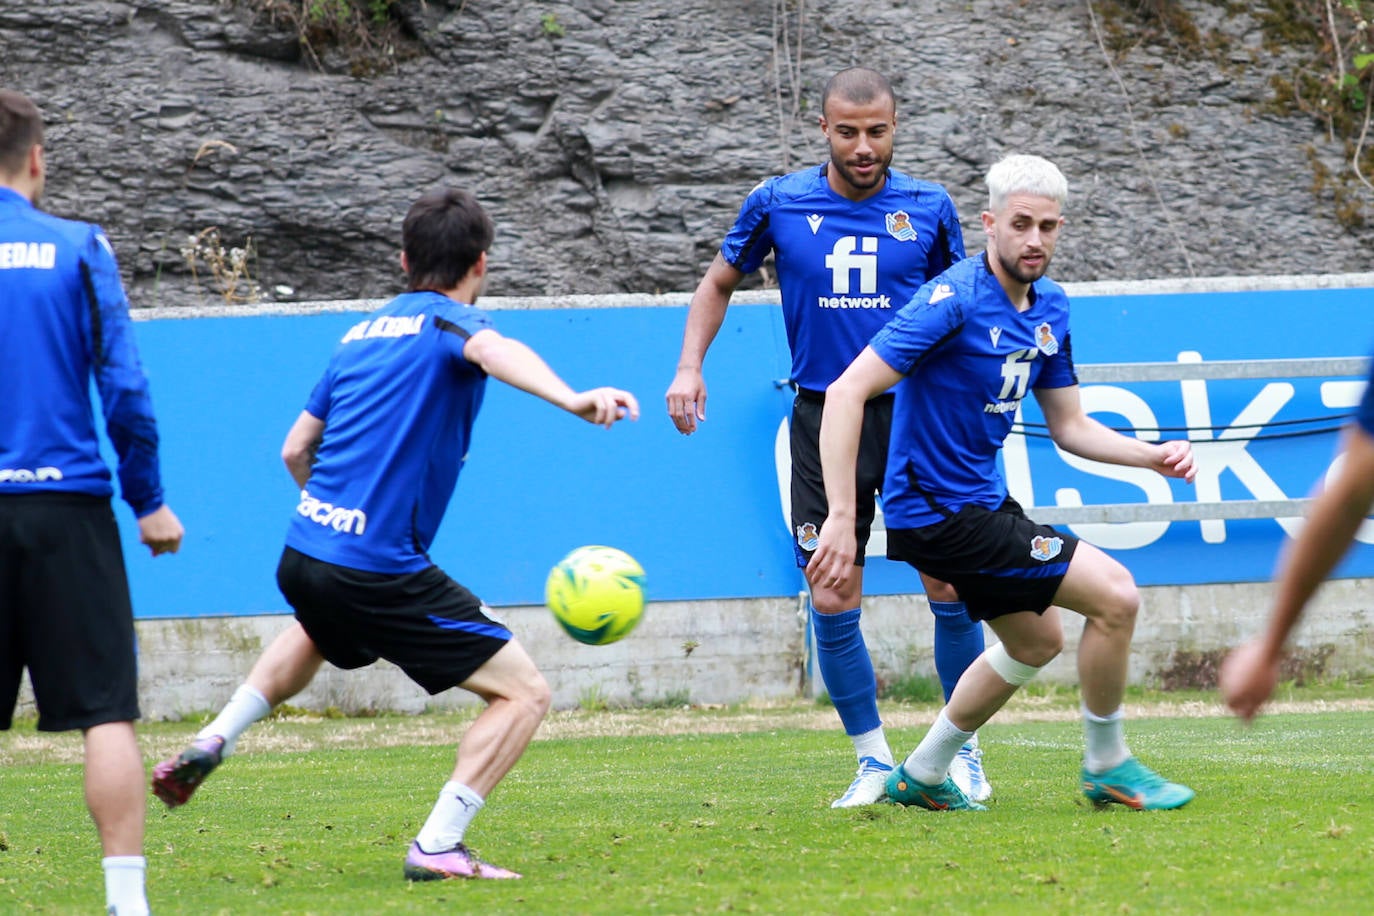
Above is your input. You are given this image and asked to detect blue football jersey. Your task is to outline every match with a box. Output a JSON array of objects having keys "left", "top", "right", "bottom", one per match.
[
  {"left": 720, "top": 164, "right": 964, "bottom": 390},
  {"left": 284, "top": 291, "right": 493, "bottom": 574},
  {"left": 870, "top": 254, "right": 1079, "bottom": 529},
  {"left": 0, "top": 187, "right": 164, "bottom": 515}
]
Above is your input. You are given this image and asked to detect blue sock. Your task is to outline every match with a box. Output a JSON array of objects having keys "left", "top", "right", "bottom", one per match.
[
  {"left": 930, "top": 600, "right": 984, "bottom": 702},
  {"left": 810, "top": 605, "right": 881, "bottom": 736}
]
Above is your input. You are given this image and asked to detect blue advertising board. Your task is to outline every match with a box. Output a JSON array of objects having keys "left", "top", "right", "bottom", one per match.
[{"left": 116, "top": 285, "right": 1372, "bottom": 618}]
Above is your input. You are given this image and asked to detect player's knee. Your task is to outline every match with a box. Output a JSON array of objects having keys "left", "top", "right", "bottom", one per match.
[
  {"left": 986, "top": 640, "right": 1052, "bottom": 686},
  {"left": 919, "top": 573, "right": 959, "bottom": 603},
  {"left": 1097, "top": 569, "right": 1140, "bottom": 631},
  {"left": 520, "top": 670, "right": 552, "bottom": 720}
]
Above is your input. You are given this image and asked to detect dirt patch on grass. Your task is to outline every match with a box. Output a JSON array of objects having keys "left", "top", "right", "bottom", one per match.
[{"left": 7, "top": 695, "right": 1374, "bottom": 767}]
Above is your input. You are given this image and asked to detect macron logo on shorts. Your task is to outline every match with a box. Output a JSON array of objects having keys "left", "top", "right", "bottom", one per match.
[{"left": 297, "top": 488, "right": 367, "bottom": 535}]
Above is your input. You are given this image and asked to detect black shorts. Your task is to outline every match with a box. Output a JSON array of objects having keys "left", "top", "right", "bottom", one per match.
[
  {"left": 276, "top": 547, "right": 514, "bottom": 695},
  {"left": 790, "top": 389, "right": 893, "bottom": 568},
  {"left": 0, "top": 493, "right": 140, "bottom": 732},
  {"left": 886, "top": 497, "right": 1079, "bottom": 621}
]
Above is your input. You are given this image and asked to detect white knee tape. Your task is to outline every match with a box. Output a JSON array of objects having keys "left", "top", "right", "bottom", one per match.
[{"left": 985, "top": 641, "right": 1042, "bottom": 687}]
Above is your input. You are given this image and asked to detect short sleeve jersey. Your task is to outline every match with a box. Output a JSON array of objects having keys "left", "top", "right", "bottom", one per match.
[
  {"left": 720, "top": 164, "right": 965, "bottom": 390},
  {"left": 870, "top": 254, "right": 1079, "bottom": 529},
  {"left": 0, "top": 187, "right": 163, "bottom": 515},
  {"left": 284, "top": 291, "right": 493, "bottom": 574}
]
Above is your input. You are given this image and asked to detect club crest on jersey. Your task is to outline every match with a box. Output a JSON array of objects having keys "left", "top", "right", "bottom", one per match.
[
  {"left": 1030, "top": 535, "right": 1063, "bottom": 562},
  {"left": 885, "top": 210, "right": 918, "bottom": 242},
  {"left": 795, "top": 522, "right": 820, "bottom": 551},
  {"left": 1035, "top": 322, "right": 1059, "bottom": 356}
]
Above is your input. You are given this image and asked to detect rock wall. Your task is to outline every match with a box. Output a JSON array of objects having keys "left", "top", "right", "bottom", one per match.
[{"left": 2, "top": 0, "right": 1371, "bottom": 305}]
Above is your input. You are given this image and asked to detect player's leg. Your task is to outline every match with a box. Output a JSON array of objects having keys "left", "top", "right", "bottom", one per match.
[
  {"left": 152, "top": 622, "right": 323, "bottom": 808},
  {"left": 352, "top": 567, "right": 548, "bottom": 881},
  {"left": 924, "top": 568, "right": 992, "bottom": 801},
  {"left": 1054, "top": 543, "right": 1194, "bottom": 810},
  {"left": 790, "top": 392, "right": 891, "bottom": 807},
  {"left": 85, "top": 721, "right": 149, "bottom": 916},
  {"left": 14, "top": 496, "right": 151, "bottom": 915},
  {"left": 889, "top": 609, "right": 1061, "bottom": 811}
]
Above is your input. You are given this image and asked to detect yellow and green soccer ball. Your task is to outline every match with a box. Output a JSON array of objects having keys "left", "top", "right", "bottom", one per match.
[{"left": 545, "top": 545, "right": 646, "bottom": 646}]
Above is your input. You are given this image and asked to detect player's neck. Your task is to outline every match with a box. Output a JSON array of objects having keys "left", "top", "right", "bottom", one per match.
[
  {"left": 824, "top": 166, "right": 886, "bottom": 202},
  {"left": 985, "top": 250, "right": 1033, "bottom": 312}
]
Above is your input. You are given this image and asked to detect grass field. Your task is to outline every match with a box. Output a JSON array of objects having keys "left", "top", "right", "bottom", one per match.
[{"left": 3, "top": 689, "right": 1372, "bottom": 914}]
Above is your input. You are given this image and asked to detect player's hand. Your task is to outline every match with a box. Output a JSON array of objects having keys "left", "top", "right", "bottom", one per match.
[
  {"left": 138, "top": 504, "right": 185, "bottom": 557},
  {"left": 1154, "top": 440, "right": 1196, "bottom": 483},
  {"left": 805, "top": 519, "right": 856, "bottom": 592},
  {"left": 572, "top": 387, "right": 640, "bottom": 429},
  {"left": 1218, "top": 639, "right": 1280, "bottom": 723},
  {"left": 665, "top": 368, "right": 707, "bottom": 435}
]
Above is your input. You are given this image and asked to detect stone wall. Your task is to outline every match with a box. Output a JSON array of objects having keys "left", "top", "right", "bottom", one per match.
[
  {"left": 16, "top": 579, "right": 1369, "bottom": 719},
  {"left": 2, "top": 1, "right": 1371, "bottom": 306}
]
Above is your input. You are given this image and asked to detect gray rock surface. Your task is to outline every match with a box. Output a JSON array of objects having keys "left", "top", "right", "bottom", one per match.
[{"left": 2, "top": 0, "right": 1370, "bottom": 305}]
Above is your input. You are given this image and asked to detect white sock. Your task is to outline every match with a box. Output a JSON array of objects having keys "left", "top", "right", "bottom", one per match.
[
  {"left": 852, "top": 726, "right": 893, "bottom": 766},
  {"left": 1082, "top": 706, "right": 1130, "bottom": 773},
  {"left": 414, "top": 781, "right": 485, "bottom": 852},
  {"left": 103, "top": 855, "right": 148, "bottom": 916},
  {"left": 197, "top": 684, "right": 272, "bottom": 755},
  {"left": 902, "top": 708, "right": 973, "bottom": 785}
]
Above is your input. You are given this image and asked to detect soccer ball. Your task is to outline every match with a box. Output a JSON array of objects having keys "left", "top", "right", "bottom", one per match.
[{"left": 545, "top": 545, "right": 646, "bottom": 646}]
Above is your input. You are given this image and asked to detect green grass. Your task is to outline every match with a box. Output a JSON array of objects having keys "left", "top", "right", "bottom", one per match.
[{"left": 2, "top": 699, "right": 1373, "bottom": 914}]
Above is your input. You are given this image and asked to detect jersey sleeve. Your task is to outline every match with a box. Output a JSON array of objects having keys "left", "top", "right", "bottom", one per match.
[
  {"left": 82, "top": 227, "right": 164, "bottom": 517},
  {"left": 304, "top": 369, "right": 332, "bottom": 420},
  {"left": 719, "top": 178, "right": 777, "bottom": 274},
  {"left": 1033, "top": 328, "right": 1079, "bottom": 389},
  {"left": 929, "top": 191, "right": 966, "bottom": 277}
]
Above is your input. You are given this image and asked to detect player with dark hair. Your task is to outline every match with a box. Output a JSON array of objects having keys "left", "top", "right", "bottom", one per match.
[
  {"left": 810, "top": 154, "right": 1197, "bottom": 812},
  {"left": 153, "top": 187, "right": 639, "bottom": 880},
  {"left": 1221, "top": 354, "right": 1374, "bottom": 720},
  {"left": 667, "top": 67, "right": 992, "bottom": 807},
  {"left": 1, "top": 87, "right": 185, "bottom": 916}
]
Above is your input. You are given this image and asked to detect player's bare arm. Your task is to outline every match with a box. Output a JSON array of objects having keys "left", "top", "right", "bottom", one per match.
[
  {"left": 1034, "top": 385, "right": 1197, "bottom": 482},
  {"left": 282, "top": 411, "right": 326, "bottom": 488},
  {"left": 464, "top": 328, "right": 638, "bottom": 428},
  {"left": 666, "top": 254, "right": 744, "bottom": 434},
  {"left": 1222, "top": 424, "right": 1374, "bottom": 720},
  {"left": 807, "top": 347, "right": 903, "bottom": 590}
]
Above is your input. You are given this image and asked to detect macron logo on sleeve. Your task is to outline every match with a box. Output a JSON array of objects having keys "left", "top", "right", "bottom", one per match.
[{"left": 0, "top": 241, "right": 57, "bottom": 269}]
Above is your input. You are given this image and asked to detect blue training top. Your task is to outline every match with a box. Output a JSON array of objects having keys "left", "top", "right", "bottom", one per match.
[
  {"left": 0, "top": 186, "right": 164, "bottom": 516},
  {"left": 871, "top": 253, "right": 1079, "bottom": 529},
  {"left": 284, "top": 290, "right": 493, "bottom": 574},
  {"left": 720, "top": 164, "right": 964, "bottom": 390}
]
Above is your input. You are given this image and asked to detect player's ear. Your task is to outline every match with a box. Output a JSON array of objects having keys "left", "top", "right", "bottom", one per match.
[
  {"left": 398, "top": 251, "right": 409, "bottom": 274},
  {"left": 472, "top": 250, "right": 488, "bottom": 278},
  {"left": 981, "top": 210, "right": 996, "bottom": 236}
]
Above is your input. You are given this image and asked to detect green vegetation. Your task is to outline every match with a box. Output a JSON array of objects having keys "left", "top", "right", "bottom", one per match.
[
  {"left": 240, "top": 0, "right": 420, "bottom": 76},
  {"left": 3, "top": 692, "right": 1372, "bottom": 913}
]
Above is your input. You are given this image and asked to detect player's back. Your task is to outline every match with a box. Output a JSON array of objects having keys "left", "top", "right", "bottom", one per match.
[
  {"left": 285, "top": 291, "right": 493, "bottom": 574},
  {"left": 0, "top": 188, "right": 120, "bottom": 498}
]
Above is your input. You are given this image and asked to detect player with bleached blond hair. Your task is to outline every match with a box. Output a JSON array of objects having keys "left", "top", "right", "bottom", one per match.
[{"left": 811, "top": 153, "right": 1198, "bottom": 811}]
